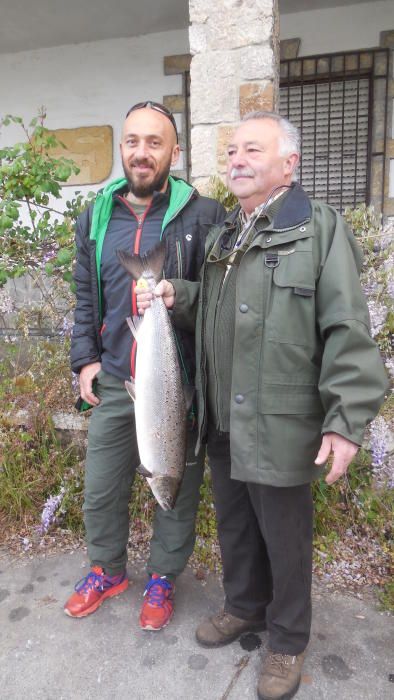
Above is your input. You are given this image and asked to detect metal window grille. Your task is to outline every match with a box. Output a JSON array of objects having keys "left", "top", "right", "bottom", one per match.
[{"left": 280, "top": 49, "right": 390, "bottom": 213}]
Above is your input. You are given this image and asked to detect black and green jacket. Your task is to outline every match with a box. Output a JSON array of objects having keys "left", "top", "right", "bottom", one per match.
[{"left": 70, "top": 175, "right": 226, "bottom": 385}]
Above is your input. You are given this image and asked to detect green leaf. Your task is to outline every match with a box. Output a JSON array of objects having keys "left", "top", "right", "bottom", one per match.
[
  {"left": 62, "top": 270, "right": 73, "bottom": 283},
  {"left": 56, "top": 248, "right": 72, "bottom": 265}
]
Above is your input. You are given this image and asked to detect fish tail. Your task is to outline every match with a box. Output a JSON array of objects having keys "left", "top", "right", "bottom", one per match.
[{"left": 117, "top": 241, "right": 166, "bottom": 283}]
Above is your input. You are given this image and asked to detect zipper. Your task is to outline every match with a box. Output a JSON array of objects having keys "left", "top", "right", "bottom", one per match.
[
  {"left": 120, "top": 198, "right": 152, "bottom": 378},
  {"left": 175, "top": 238, "right": 183, "bottom": 278}
]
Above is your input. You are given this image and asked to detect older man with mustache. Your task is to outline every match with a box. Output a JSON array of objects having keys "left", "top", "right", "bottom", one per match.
[{"left": 137, "top": 111, "right": 388, "bottom": 699}]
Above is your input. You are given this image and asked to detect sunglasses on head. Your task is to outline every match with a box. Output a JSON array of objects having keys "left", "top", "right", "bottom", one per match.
[{"left": 126, "top": 101, "right": 179, "bottom": 143}]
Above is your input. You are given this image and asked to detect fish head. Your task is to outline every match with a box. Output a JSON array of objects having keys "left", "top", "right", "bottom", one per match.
[{"left": 149, "top": 475, "right": 181, "bottom": 511}]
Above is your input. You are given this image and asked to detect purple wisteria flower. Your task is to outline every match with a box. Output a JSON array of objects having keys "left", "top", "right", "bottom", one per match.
[
  {"left": 383, "top": 253, "right": 394, "bottom": 299},
  {"left": 385, "top": 358, "right": 394, "bottom": 381},
  {"left": 60, "top": 316, "right": 73, "bottom": 338},
  {"left": 369, "top": 416, "right": 390, "bottom": 469},
  {"left": 71, "top": 372, "right": 79, "bottom": 393},
  {"left": 0, "top": 289, "right": 13, "bottom": 314},
  {"left": 38, "top": 487, "right": 65, "bottom": 535},
  {"left": 42, "top": 248, "right": 57, "bottom": 264},
  {"left": 367, "top": 299, "right": 388, "bottom": 338}
]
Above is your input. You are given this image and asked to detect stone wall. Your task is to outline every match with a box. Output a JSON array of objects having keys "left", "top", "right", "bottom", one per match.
[{"left": 188, "top": 0, "right": 279, "bottom": 192}]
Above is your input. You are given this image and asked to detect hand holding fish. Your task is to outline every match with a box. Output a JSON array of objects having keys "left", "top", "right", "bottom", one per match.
[{"left": 135, "top": 279, "right": 175, "bottom": 315}]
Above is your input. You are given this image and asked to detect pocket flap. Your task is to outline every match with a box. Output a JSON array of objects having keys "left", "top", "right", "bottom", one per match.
[{"left": 272, "top": 250, "right": 316, "bottom": 291}]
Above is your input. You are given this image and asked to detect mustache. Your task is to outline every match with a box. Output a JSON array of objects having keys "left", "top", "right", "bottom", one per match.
[
  {"left": 229, "top": 167, "right": 254, "bottom": 179},
  {"left": 131, "top": 158, "right": 154, "bottom": 168}
]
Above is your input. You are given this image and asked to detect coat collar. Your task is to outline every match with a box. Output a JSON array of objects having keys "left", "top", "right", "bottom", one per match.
[{"left": 223, "top": 183, "right": 312, "bottom": 232}]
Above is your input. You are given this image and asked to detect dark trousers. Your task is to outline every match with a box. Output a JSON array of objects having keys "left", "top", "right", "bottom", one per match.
[
  {"left": 83, "top": 370, "right": 205, "bottom": 579},
  {"left": 207, "top": 432, "right": 313, "bottom": 655}
]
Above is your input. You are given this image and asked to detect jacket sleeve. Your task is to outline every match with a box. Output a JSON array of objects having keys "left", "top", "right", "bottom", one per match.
[
  {"left": 315, "top": 207, "right": 389, "bottom": 445},
  {"left": 170, "top": 279, "right": 200, "bottom": 333},
  {"left": 70, "top": 207, "right": 101, "bottom": 373},
  {"left": 170, "top": 217, "right": 224, "bottom": 332}
]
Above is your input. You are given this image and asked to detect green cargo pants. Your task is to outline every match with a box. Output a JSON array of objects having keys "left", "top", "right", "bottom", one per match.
[{"left": 83, "top": 369, "right": 205, "bottom": 578}]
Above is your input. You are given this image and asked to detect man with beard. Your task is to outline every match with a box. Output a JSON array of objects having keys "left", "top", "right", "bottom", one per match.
[{"left": 65, "top": 102, "right": 225, "bottom": 629}]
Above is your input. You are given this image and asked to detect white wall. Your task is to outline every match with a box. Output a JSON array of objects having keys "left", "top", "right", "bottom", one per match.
[
  {"left": 280, "top": 1, "right": 394, "bottom": 56},
  {"left": 0, "top": 29, "right": 189, "bottom": 202}
]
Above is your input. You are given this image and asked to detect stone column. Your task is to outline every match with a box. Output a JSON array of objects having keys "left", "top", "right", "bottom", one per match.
[{"left": 189, "top": 0, "right": 279, "bottom": 192}]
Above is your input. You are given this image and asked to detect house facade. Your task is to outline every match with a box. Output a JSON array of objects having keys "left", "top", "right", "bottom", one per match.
[{"left": 1, "top": 0, "right": 393, "bottom": 217}]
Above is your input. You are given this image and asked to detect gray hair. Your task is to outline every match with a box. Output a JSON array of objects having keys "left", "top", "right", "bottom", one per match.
[{"left": 241, "top": 111, "right": 301, "bottom": 172}]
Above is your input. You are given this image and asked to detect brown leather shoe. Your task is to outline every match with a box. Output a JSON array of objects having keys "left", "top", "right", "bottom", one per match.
[
  {"left": 257, "top": 650, "right": 306, "bottom": 700},
  {"left": 195, "top": 610, "right": 266, "bottom": 648}
]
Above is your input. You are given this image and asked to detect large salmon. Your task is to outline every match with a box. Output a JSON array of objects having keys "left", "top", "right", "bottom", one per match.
[{"left": 117, "top": 242, "right": 193, "bottom": 511}]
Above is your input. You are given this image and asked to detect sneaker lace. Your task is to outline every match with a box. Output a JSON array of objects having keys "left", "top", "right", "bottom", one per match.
[
  {"left": 143, "top": 576, "right": 172, "bottom": 607},
  {"left": 74, "top": 568, "right": 124, "bottom": 594},
  {"left": 74, "top": 569, "right": 104, "bottom": 594}
]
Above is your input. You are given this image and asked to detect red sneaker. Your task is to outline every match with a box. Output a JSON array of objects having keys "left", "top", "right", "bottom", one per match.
[
  {"left": 139, "top": 574, "right": 174, "bottom": 630},
  {"left": 64, "top": 566, "right": 128, "bottom": 618}
]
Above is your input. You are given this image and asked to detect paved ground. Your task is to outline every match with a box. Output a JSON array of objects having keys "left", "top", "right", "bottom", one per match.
[{"left": 0, "top": 549, "right": 392, "bottom": 700}]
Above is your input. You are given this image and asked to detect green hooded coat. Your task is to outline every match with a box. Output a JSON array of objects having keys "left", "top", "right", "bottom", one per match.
[{"left": 171, "top": 184, "right": 389, "bottom": 486}]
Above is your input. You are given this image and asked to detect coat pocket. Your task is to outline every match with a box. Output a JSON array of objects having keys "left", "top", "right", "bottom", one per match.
[
  {"left": 259, "top": 380, "right": 323, "bottom": 415},
  {"left": 266, "top": 248, "right": 316, "bottom": 346}
]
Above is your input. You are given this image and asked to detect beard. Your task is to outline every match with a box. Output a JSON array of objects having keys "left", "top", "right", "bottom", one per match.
[{"left": 122, "top": 154, "right": 173, "bottom": 199}]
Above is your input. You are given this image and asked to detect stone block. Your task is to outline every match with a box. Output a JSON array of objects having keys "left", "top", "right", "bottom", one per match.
[
  {"left": 189, "top": 25, "right": 208, "bottom": 55},
  {"left": 189, "top": 0, "right": 274, "bottom": 24},
  {"left": 163, "top": 95, "right": 186, "bottom": 113},
  {"left": 164, "top": 54, "right": 191, "bottom": 75},
  {"left": 280, "top": 38, "right": 300, "bottom": 61},
  {"left": 370, "top": 157, "right": 384, "bottom": 209},
  {"left": 380, "top": 30, "right": 394, "bottom": 49},
  {"left": 190, "top": 124, "right": 219, "bottom": 177},
  {"left": 191, "top": 176, "right": 213, "bottom": 195},
  {"left": 239, "top": 82, "right": 274, "bottom": 117},
  {"left": 190, "top": 11, "right": 272, "bottom": 52},
  {"left": 217, "top": 124, "right": 238, "bottom": 172},
  {"left": 239, "top": 45, "right": 274, "bottom": 81},
  {"left": 383, "top": 199, "right": 394, "bottom": 216},
  {"left": 190, "top": 53, "right": 239, "bottom": 123}
]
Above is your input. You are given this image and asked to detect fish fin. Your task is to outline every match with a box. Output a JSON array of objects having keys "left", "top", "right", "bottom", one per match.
[
  {"left": 183, "top": 384, "right": 195, "bottom": 413},
  {"left": 137, "top": 464, "right": 153, "bottom": 478},
  {"left": 116, "top": 249, "right": 144, "bottom": 281},
  {"left": 142, "top": 241, "right": 166, "bottom": 283},
  {"left": 126, "top": 315, "right": 142, "bottom": 340},
  {"left": 117, "top": 241, "right": 166, "bottom": 284},
  {"left": 125, "top": 378, "right": 136, "bottom": 401}
]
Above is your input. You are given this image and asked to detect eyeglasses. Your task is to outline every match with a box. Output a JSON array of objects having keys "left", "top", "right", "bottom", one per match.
[{"left": 125, "top": 101, "right": 178, "bottom": 143}]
